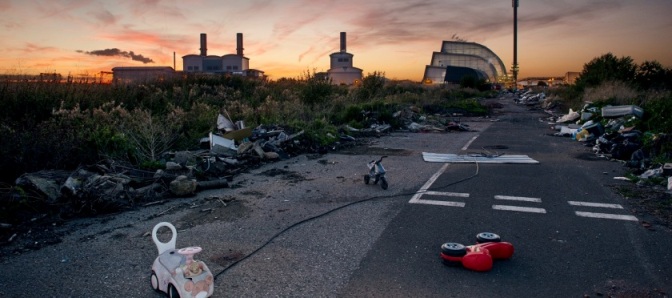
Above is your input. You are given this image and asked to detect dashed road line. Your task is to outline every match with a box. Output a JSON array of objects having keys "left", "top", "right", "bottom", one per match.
[
  {"left": 422, "top": 191, "right": 470, "bottom": 197},
  {"left": 492, "top": 195, "right": 546, "bottom": 214},
  {"left": 492, "top": 205, "right": 547, "bottom": 213},
  {"left": 568, "top": 201, "right": 623, "bottom": 209},
  {"left": 569, "top": 201, "right": 638, "bottom": 221},
  {"left": 461, "top": 135, "right": 479, "bottom": 151},
  {"left": 414, "top": 200, "right": 466, "bottom": 208},
  {"left": 494, "top": 195, "right": 542, "bottom": 203},
  {"left": 575, "top": 211, "right": 638, "bottom": 221}
]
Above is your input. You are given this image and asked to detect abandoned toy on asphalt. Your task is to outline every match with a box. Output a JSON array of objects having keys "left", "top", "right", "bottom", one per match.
[
  {"left": 151, "top": 222, "right": 214, "bottom": 298},
  {"left": 364, "top": 155, "right": 389, "bottom": 190},
  {"left": 440, "top": 232, "right": 514, "bottom": 272}
]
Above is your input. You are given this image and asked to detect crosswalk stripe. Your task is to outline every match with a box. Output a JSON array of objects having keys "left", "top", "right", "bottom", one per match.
[
  {"left": 410, "top": 200, "right": 466, "bottom": 207},
  {"left": 421, "top": 191, "right": 470, "bottom": 197},
  {"left": 568, "top": 201, "right": 623, "bottom": 209},
  {"left": 494, "top": 195, "right": 541, "bottom": 203},
  {"left": 492, "top": 205, "right": 547, "bottom": 213},
  {"left": 575, "top": 211, "right": 638, "bottom": 221}
]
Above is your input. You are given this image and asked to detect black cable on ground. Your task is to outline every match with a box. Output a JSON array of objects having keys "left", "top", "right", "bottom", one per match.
[{"left": 214, "top": 153, "right": 486, "bottom": 280}]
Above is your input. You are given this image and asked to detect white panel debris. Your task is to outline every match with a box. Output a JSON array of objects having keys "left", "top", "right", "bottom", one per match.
[{"left": 422, "top": 152, "right": 539, "bottom": 164}]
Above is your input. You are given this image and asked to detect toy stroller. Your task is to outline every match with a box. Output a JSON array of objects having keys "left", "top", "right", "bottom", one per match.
[{"left": 364, "top": 156, "right": 388, "bottom": 190}]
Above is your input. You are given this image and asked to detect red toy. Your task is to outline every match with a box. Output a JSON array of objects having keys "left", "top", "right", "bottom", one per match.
[{"left": 440, "top": 232, "right": 514, "bottom": 272}]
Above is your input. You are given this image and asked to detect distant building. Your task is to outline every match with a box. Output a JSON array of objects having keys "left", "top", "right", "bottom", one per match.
[
  {"left": 518, "top": 76, "right": 565, "bottom": 87},
  {"left": 326, "top": 32, "right": 363, "bottom": 85},
  {"left": 182, "top": 33, "right": 265, "bottom": 78},
  {"left": 423, "top": 41, "right": 508, "bottom": 85},
  {"left": 564, "top": 72, "right": 580, "bottom": 85},
  {"left": 112, "top": 66, "right": 176, "bottom": 83}
]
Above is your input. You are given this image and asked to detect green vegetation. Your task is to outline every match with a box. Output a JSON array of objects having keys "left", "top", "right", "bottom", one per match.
[{"left": 0, "top": 72, "right": 495, "bottom": 184}]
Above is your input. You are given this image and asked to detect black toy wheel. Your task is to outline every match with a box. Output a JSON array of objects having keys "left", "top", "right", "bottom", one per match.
[
  {"left": 441, "top": 256, "right": 462, "bottom": 267},
  {"left": 440, "top": 242, "right": 467, "bottom": 257},
  {"left": 150, "top": 271, "right": 160, "bottom": 292},
  {"left": 168, "top": 284, "right": 180, "bottom": 298},
  {"left": 364, "top": 174, "right": 370, "bottom": 184},
  {"left": 380, "top": 177, "right": 388, "bottom": 190},
  {"left": 476, "top": 232, "right": 501, "bottom": 243}
]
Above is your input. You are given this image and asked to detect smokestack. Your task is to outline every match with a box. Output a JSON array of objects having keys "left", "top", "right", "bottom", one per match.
[
  {"left": 200, "top": 33, "right": 207, "bottom": 56},
  {"left": 236, "top": 33, "right": 244, "bottom": 56},
  {"left": 340, "top": 32, "right": 346, "bottom": 52},
  {"left": 173, "top": 51, "right": 176, "bottom": 70}
]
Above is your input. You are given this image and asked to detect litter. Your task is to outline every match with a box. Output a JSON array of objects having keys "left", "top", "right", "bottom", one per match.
[
  {"left": 422, "top": 152, "right": 539, "bottom": 164},
  {"left": 601, "top": 105, "right": 644, "bottom": 119}
]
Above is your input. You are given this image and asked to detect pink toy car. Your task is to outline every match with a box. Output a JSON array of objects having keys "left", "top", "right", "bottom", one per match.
[{"left": 150, "top": 222, "right": 214, "bottom": 298}]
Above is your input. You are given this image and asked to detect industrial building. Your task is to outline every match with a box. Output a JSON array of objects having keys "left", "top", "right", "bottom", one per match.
[
  {"left": 112, "top": 33, "right": 264, "bottom": 83},
  {"left": 422, "top": 41, "right": 508, "bottom": 85},
  {"left": 326, "top": 32, "right": 362, "bottom": 85},
  {"left": 182, "top": 33, "right": 265, "bottom": 78}
]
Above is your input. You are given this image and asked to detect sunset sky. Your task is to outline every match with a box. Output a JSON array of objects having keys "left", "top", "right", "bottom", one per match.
[{"left": 1, "top": 0, "right": 671, "bottom": 81}]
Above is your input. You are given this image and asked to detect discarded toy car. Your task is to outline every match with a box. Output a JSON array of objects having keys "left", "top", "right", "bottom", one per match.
[
  {"left": 150, "top": 222, "right": 214, "bottom": 298},
  {"left": 364, "top": 156, "right": 388, "bottom": 190},
  {"left": 440, "top": 232, "right": 514, "bottom": 272}
]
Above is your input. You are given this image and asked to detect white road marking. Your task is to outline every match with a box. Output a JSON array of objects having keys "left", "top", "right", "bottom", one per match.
[
  {"left": 461, "top": 135, "right": 479, "bottom": 151},
  {"left": 412, "top": 200, "right": 466, "bottom": 207},
  {"left": 492, "top": 205, "right": 547, "bottom": 213},
  {"left": 422, "top": 191, "right": 470, "bottom": 197},
  {"left": 575, "top": 211, "right": 638, "bottom": 221},
  {"left": 409, "top": 163, "right": 466, "bottom": 207},
  {"left": 409, "top": 163, "right": 449, "bottom": 203},
  {"left": 568, "top": 201, "right": 623, "bottom": 209},
  {"left": 494, "top": 195, "right": 542, "bottom": 203}
]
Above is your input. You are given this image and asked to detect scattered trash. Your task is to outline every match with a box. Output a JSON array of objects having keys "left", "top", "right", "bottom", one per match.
[{"left": 601, "top": 105, "right": 644, "bottom": 119}]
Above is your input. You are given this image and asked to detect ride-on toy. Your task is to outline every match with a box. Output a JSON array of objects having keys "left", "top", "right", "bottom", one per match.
[
  {"left": 150, "top": 222, "right": 214, "bottom": 298},
  {"left": 439, "top": 232, "right": 514, "bottom": 272},
  {"left": 364, "top": 156, "right": 388, "bottom": 190}
]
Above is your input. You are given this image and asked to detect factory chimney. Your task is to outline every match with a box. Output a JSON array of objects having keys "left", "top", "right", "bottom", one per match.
[
  {"left": 340, "top": 32, "right": 346, "bottom": 52},
  {"left": 200, "top": 33, "right": 207, "bottom": 56},
  {"left": 236, "top": 33, "right": 244, "bottom": 56}
]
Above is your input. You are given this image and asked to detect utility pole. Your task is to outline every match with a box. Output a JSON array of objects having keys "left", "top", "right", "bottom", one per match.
[{"left": 512, "top": 0, "right": 519, "bottom": 89}]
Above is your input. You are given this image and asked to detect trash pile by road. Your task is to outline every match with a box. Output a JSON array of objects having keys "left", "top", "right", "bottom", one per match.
[
  {"left": 512, "top": 89, "right": 672, "bottom": 192},
  {"left": 7, "top": 106, "right": 474, "bottom": 224}
]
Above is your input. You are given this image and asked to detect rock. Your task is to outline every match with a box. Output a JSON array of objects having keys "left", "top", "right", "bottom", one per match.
[
  {"left": 165, "top": 161, "right": 182, "bottom": 171},
  {"left": 169, "top": 175, "right": 197, "bottom": 197},
  {"left": 15, "top": 172, "right": 64, "bottom": 204},
  {"left": 264, "top": 152, "right": 280, "bottom": 159}
]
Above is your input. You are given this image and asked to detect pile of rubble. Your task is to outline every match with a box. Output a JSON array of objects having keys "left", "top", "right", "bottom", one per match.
[
  {"left": 540, "top": 97, "right": 671, "bottom": 191},
  {"left": 6, "top": 106, "right": 476, "bottom": 226},
  {"left": 515, "top": 89, "right": 547, "bottom": 106}
]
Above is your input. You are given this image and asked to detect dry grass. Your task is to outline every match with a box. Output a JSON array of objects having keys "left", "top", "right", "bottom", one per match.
[{"left": 582, "top": 81, "right": 639, "bottom": 105}]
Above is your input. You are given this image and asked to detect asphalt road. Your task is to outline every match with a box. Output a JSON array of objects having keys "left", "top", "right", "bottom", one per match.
[{"left": 1, "top": 95, "right": 670, "bottom": 298}]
